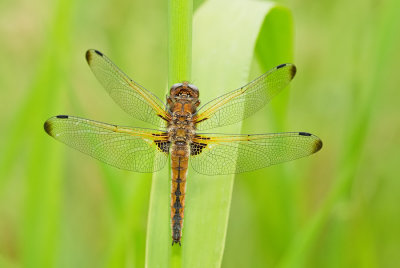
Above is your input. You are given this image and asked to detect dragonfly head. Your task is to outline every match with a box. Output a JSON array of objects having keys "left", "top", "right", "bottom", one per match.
[{"left": 170, "top": 82, "right": 199, "bottom": 98}]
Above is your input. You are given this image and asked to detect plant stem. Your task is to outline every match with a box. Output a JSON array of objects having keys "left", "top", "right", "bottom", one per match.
[
  {"left": 146, "top": 0, "right": 192, "bottom": 267},
  {"left": 168, "top": 0, "right": 193, "bottom": 84}
]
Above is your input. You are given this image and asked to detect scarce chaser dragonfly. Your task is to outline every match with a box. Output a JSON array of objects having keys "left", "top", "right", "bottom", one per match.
[{"left": 44, "top": 49, "right": 323, "bottom": 245}]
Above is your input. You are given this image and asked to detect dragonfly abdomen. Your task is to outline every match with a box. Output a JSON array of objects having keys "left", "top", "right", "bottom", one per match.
[{"left": 170, "top": 144, "right": 189, "bottom": 245}]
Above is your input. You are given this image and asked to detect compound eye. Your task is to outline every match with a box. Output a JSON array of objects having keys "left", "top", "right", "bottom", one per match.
[
  {"left": 188, "top": 84, "right": 198, "bottom": 92},
  {"left": 171, "top": 83, "right": 183, "bottom": 90}
]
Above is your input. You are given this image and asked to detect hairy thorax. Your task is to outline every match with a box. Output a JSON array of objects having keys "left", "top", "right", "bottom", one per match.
[{"left": 167, "top": 82, "right": 200, "bottom": 151}]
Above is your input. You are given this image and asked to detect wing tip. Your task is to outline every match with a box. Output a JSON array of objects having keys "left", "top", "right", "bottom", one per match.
[
  {"left": 313, "top": 138, "right": 323, "bottom": 153},
  {"left": 290, "top": 64, "right": 297, "bottom": 78},
  {"left": 298, "top": 132, "right": 323, "bottom": 153},
  {"left": 44, "top": 115, "right": 69, "bottom": 136},
  {"left": 85, "top": 49, "right": 103, "bottom": 63},
  {"left": 276, "top": 63, "right": 297, "bottom": 79},
  {"left": 85, "top": 50, "right": 92, "bottom": 63},
  {"left": 43, "top": 120, "right": 52, "bottom": 135}
]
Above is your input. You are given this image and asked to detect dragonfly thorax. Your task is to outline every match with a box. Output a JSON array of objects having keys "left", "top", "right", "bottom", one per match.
[
  {"left": 167, "top": 97, "right": 197, "bottom": 145},
  {"left": 168, "top": 118, "right": 195, "bottom": 143}
]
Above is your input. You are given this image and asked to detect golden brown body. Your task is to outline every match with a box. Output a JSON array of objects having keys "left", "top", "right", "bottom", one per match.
[{"left": 167, "top": 82, "right": 199, "bottom": 245}]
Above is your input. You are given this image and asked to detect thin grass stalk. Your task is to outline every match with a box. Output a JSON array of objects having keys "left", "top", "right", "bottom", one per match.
[
  {"left": 168, "top": 0, "right": 193, "bottom": 84},
  {"left": 146, "top": 0, "right": 192, "bottom": 267}
]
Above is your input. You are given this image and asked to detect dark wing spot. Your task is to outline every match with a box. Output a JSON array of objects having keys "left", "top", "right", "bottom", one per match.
[
  {"left": 277, "top": 63, "right": 286, "bottom": 69},
  {"left": 56, "top": 115, "right": 68, "bottom": 119},
  {"left": 299, "top": 132, "right": 311, "bottom": 136},
  {"left": 155, "top": 141, "right": 170, "bottom": 153},
  {"left": 313, "top": 139, "right": 323, "bottom": 153},
  {"left": 94, "top": 50, "right": 103, "bottom": 56},
  {"left": 43, "top": 121, "right": 52, "bottom": 135},
  {"left": 190, "top": 142, "right": 207, "bottom": 156}
]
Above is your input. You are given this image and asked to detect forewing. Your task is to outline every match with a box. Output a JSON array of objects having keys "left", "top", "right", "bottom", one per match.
[
  {"left": 190, "top": 132, "right": 322, "bottom": 175},
  {"left": 44, "top": 115, "right": 170, "bottom": 172},
  {"left": 194, "top": 64, "right": 296, "bottom": 130},
  {"left": 86, "top": 49, "right": 170, "bottom": 127}
]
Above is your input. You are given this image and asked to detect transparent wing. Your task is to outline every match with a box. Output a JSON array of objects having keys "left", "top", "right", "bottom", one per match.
[
  {"left": 194, "top": 64, "right": 296, "bottom": 130},
  {"left": 44, "top": 115, "right": 170, "bottom": 172},
  {"left": 86, "top": 49, "right": 170, "bottom": 127},
  {"left": 190, "top": 131, "right": 322, "bottom": 175}
]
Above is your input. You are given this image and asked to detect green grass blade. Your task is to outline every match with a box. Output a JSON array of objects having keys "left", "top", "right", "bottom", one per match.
[
  {"left": 168, "top": 0, "right": 193, "bottom": 84},
  {"left": 146, "top": 0, "right": 193, "bottom": 267},
  {"left": 184, "top": 1, "right": 292, "bottom": 267},
  {"left": 221, "top": 5, "right": 294, "bottom": 268}
]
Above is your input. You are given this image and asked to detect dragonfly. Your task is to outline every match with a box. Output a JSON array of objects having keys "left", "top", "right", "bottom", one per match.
[{"left": 44, "top": 49, "right": 323, "bottom": 246}]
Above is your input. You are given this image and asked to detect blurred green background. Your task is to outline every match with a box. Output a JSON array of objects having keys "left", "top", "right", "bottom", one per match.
[{"left": 1, "top": 0, "right": 399, "bottom": 267}]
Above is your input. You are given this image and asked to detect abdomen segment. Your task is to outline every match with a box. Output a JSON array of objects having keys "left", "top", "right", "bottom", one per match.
[{"left": 170, "top": 150, "right": 189, "bottom": 245}]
